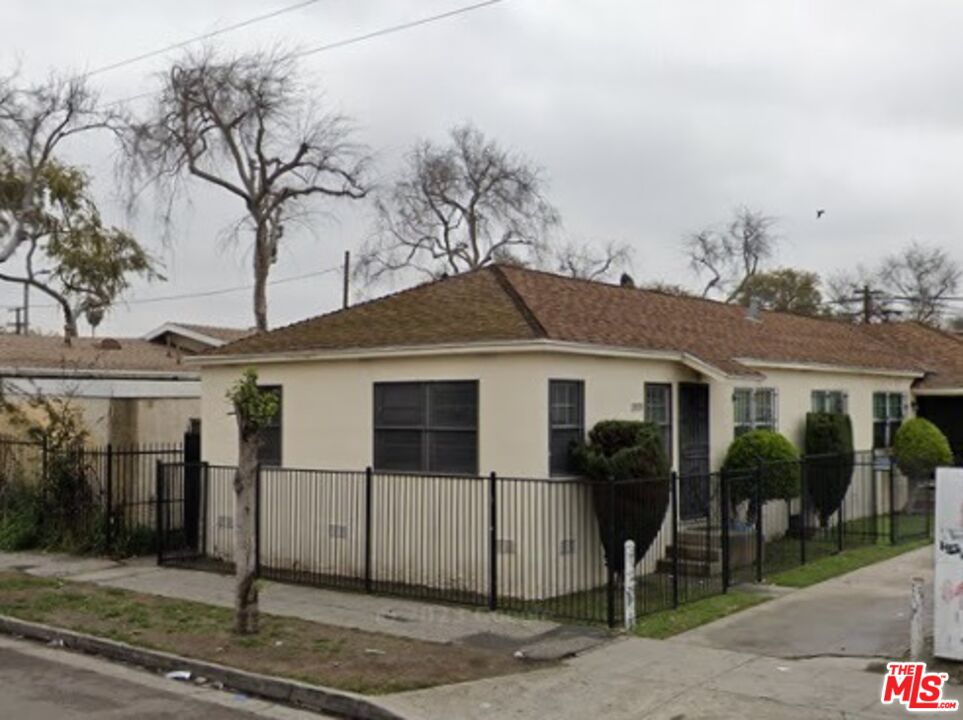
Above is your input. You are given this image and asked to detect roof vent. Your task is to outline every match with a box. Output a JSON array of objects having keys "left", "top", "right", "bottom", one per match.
[
  {"left": 620, "top": 273, "right": 636, "bottom": 289},
  {"left": 97, "top": 338, "right": 122, "bottom": 350},
  {"left": 746, "top": 297, "right": 762, "bottom": 322}
]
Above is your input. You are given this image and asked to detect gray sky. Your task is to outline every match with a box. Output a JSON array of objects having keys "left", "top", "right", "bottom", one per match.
[{"left": 3, "top": 0, "right": 963, "bottom": 336}]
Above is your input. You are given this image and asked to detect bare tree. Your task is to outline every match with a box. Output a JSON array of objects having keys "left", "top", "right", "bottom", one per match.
[
  {"left": 551, "top": 239, "right": 633, "bottom": 281},
  {"left": 0, "top": 72, "right": 113, "bottom": 265},
  {"left": 125, "top": 48, "right": 368, "bottom": 332},
  {"left": 686, "top": 207, "right": 778, "bottom": 301},
  {"left": 0, "top": 160, "right": 159, "bottom": 342},
  {"left": 879, "top": 242, "right": 961, "bottom": 326},
  {"left": 357, "top": 124, "right": 559, "bottom": 283}
]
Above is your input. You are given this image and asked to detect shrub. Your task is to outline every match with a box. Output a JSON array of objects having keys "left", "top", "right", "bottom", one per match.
[
  {"left": 892, "top": 417, "right": 953, "bottom": 479},
  {"left": 722, "top": 430, "right": 801, "bottom": 519},
  {"left": 0, "top": 482, "right": 41, "bottom": 550},
  {"left": 574, "top": 421, "right": 670, "bottom": 575},
  {"left": 805, "top": 412, "right": 855, "bottom": 526}
]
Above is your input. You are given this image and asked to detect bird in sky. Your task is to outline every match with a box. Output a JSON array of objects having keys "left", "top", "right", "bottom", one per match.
[{"left": 816, "top": 209, "right": 826, "bottom": 219}]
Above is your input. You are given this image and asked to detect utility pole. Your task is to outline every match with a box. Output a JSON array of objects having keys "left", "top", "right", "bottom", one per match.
[
  {"left": 861, "top": 284, "right": 872, "bottom": 324},
  {"left": 21, "top": 283, "right": 29, "bottom": 334},
  {"left": 342, "top": 250, "right": 350, "bottom": 310}
]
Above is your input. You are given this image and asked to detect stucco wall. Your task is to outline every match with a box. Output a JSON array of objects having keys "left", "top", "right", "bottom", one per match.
[{"left": 200, "top": 352, "right": 700, "bottom": 476}]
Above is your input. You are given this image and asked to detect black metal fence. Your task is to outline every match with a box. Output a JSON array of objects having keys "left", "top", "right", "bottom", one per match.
[
  {"left": 156, "top": 451, "right": 933, "bottom": 627},
  {"left": 0, "top": 436, "right": 195, "bottom": 555}
]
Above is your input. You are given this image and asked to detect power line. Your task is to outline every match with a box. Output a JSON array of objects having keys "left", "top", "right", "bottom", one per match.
[
  {"left": 99, "top": 0, "right": 507, "bottom": 108},
  {"left": 81, "top": 0, "right": 323, "bottom": 80},
  {"left": 25, "top": 265, "right": 341, "bottom": 310},
  {"left": 297, "top": 0, "right": 504, "bottom": 57}
]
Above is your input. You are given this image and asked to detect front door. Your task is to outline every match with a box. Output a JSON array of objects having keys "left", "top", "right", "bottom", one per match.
[{"left": 678, "top": 383, "right": 710, "bottom": 519}]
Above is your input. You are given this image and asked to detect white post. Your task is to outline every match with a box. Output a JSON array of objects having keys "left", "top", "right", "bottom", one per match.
[
  {"left": 911, "top": 576, "right": 925, "bottom": 660},
  {"left": 624, "top": 539, "right": 636, "bottom": 630}
]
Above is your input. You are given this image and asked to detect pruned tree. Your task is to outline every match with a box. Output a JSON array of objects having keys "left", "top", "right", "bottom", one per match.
[
  {"left": 226, "top": 369, "right": 279, "bottom": 635},
  {"left": 357, "top": 123, "right": 559, "bottom": 282},
  {"left": 125, "top": 47, "right": 368, "bottom": 331},
  {"left": 0, "top": 72, "right": 114, "bottom": 266},
  {"left": 551, "top": 239, "right": 633, "bottom": 281},
  {"left": 0, "top": 160, "right": 160, "bottom": 342},
  {"left": 735, "top": 268, "right": 823, "bottom": 316},
  {"left": 686, "top": 207, "right": 778, "bottom": 301},
  {"left": 879, "top": 242, "right": 961, "bottom": 326}
]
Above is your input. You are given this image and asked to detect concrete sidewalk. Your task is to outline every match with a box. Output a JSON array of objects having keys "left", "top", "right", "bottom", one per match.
[{"left": 0, "top": 551, "right": 600, "bottom": 657}]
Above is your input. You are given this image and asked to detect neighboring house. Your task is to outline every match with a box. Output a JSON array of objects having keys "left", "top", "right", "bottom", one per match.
[
  {"left": 0, "top": 322, "right": 251, "bottom": 446},
  {"left": 195, "top": 264, "right": 925, "bottom": 477},
  {"left": 864, "top": 322, "right": 963, "bottom": 463}
]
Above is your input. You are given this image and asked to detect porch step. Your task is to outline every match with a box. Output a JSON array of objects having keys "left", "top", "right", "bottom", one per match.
[{"left": 655, "top": 557, "right": 721, "bottom": 577}]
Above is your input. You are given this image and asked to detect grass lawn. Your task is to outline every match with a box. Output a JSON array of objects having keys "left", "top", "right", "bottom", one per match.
[
  {"left": 0, "top": 572, "right": 545, "bottom": 695},
  {"left": 632, "top": 589, "right": 769, "bottom": 639},
  {"left": 768, "top": 538, "right": 931, "bottom": 588}
]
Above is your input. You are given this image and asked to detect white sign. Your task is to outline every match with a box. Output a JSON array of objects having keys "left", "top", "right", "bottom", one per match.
[{"left": 934, "top": 467, "right": 963, "bottom": 660}]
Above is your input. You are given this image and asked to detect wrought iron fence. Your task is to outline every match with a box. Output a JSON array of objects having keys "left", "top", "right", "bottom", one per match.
[
  {"left": 0, "top": 436, "right": 194, "bottom": 555},
  {"left": 156, "top": 451, "right": 933, "bottom": 627}
]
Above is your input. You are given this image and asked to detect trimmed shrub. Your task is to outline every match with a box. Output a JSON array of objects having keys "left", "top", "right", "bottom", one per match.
[
  {"left": 805, "top": 412, "right": 855, "bottom": 526},
  {"left": 892, "top": 417, "right": 953, "bottom": 479},
  {"left": 722, "top": 430, "right": 801, "bottom": 519},
  {"left": 574, "top": 421, "right": 670, "bottom": 575}
]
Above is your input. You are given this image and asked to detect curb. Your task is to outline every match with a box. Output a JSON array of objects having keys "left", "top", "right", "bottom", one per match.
[{"left": 0, "top": 615, "right": 405, "bottom": 720}]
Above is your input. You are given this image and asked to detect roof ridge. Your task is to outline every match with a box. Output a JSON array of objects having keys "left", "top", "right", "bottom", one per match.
[{"left": 489, "top": 265, "right": 548, "bottom": 338}]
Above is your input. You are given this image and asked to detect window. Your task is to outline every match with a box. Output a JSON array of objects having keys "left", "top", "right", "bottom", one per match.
[
  {"left": 811, "top": 390, "right": 848, "bottom": 414},
  {"left": 258, "top": 386, "right": 282, "bottom": 466},
  {"left": 644, "top": 383, "right": 673, "bottom": 464},
  {"left": 873, "top": 392, "right": 905, "bottom": 449},
  {"left": 549, "top": 380, "right": 584, "bottom": 476},
  {"left": 733, "top": 388, "right": 777, "bottom": 436},
  {"left": 373, "top": 381, "right": 478, "bottom": 474}
]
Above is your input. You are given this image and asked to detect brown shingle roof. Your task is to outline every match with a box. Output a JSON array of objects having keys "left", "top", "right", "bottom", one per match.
[
  {"left": 861, "top": 322, "right": 963, "bottom": 391},
  {"left": 0, "top": 335, "right": 194, "bottom": 375},
  {"left": 206, "top": 265, "right": 922, "bottom": 378}
]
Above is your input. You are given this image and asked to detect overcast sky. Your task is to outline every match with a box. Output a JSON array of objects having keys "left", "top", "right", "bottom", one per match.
[{"left": 3, "top": 0, "right": 963, "bottom": 337}]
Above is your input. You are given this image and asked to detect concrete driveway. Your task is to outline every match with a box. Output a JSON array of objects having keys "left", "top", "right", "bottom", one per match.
[{"left": 676, "top": 545, "right": 933, "bottom": 659}]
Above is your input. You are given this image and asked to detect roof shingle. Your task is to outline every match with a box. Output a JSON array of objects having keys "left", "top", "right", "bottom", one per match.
[{"left": 206, "top": 264, "right": 923, "bottom": 378}]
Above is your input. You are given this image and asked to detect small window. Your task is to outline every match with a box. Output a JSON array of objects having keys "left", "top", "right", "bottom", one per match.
[
  {"left": 257, "top": 386, "right": 282, "bottom": 467},
  {"left": 873, "top": 392, "right": 905, "bottom": 449},
  {"left": 374, "top": 381, "right": 478, "bottom": 474},
  {"left": 811, "top": 390, "right": 848, "bottom": 414},
  {"left": 644, "top": 383, "right": 673, "bottom": 464},
  {"left": 733, "top": 388, "right": 777, "bottom": 436},
  {"left": 549, "top": 380, "right": 584, "bottom": 476}
]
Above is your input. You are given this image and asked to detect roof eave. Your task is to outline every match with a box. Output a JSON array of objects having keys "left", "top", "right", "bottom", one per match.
[{"left": 735, "top": 357, "right": 924, "bottom": 379}]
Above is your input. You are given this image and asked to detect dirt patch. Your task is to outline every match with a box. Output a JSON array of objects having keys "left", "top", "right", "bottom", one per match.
[{"left": 0, "top": 572, "right": 548, "bottom": 694}]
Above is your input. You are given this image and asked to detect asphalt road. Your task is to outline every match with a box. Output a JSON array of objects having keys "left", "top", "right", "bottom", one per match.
[{"left": 0, "top": 640, "right": 323, "bottom": 719}]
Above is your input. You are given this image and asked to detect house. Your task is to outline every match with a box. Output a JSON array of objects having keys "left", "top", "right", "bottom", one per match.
[
  {"left": 0, "top": 322, "right": 250, "bottom": 446},
  {"left": 195, "top": 264, "right": 925, "bottom": 477},
  {"left": 863, "top": 322, "right": 963, "bottom": 463}
]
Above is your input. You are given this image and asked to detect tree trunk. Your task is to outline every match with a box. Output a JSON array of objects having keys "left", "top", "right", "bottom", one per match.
[
  {"left": 253, "top": 224, "right": 270, "bottom": 333},
  {"left": 233, "top": 423, "right": 259, "bottom": 634}
]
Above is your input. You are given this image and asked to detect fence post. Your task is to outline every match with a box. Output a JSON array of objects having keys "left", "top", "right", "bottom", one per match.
[
  {"left": 836, "top": 453, "right": 844, "bottom": 553},
  {"left": 255, "top": 463, "right": 262, "bottom": 578},
  {"left": 488, "top": 471, "right": 498, "bottom": 612},
  {"left": 799, "top": 457, "right": 807, "bottom": 565},
  {"left": 201, "top": 461, "right": 210, "bottom": 559},
  {"left": 365, "top": 466, "right": 373, "bottom": 594},
  {"left": 155, "top": 459, "right": 163, "bottom": 566},
  {"left": 606, "top": 476, "right": 617, "bottom": 627},
  {"left": 105, "top": 443, "right": 114, "bottom": 553},
  {"left": 755, "top": 463, "right": 764, "bottom": 583},
  {"left": 889, "top": 460, "right": 897, "bottom": 545},
  {"left": 720, "top": 470, "right": 730, "bottom": 593},
  {"left": 623, "top": 539, "right": 636, "bottom": 630},
  {"left": 671, "top": 471, "right": 679, "bottom": 608}
]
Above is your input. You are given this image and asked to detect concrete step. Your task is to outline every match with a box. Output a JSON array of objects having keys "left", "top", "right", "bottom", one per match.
[
  {"left": 655, "top": 558, "right": 721, "bottom": 577},
  {"left": 666, "top": 543, "right": 721, "bottom": 562}
]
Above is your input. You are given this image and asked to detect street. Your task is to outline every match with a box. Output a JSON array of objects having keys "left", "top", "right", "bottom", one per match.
[{"left": 0, "top": 637, "right": 325, "bottom": 719}]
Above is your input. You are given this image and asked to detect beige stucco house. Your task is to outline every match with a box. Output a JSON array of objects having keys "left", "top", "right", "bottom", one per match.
[
  {"left": 195, "top": 264, "right": 924, "bottom": 476},
  {"left": 187, "top": 265, "right": 948, "bottom": 601}
]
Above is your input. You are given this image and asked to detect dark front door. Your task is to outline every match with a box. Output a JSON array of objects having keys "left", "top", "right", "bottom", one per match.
[{"left": 678, "top": 383, "right": 710, "bottom": 519}]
